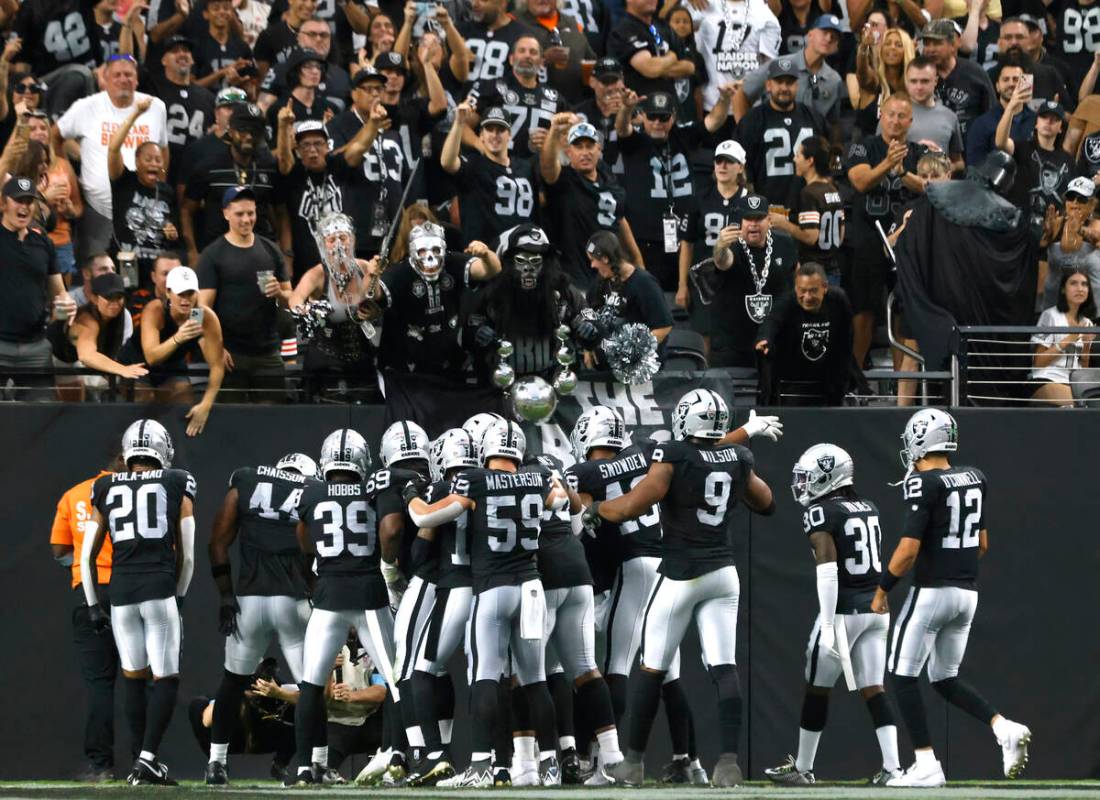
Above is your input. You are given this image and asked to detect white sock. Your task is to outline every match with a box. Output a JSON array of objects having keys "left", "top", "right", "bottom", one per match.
[
  {"left": 140, "top": 750, "right": 156, "bottom": 763},
  {"left": 427, "top": 750, "right": 443, "bottom": 760},
  {"left": 406, "top": 726, "right": 425, "bottom": 747},
  {"left": 672, "top": 753, "right": 688, "bottom": 762},
  {"left": 539, "top": 750, "right": 556, "bottom": 763},
  {"left": 991, "top": 716, "right": 1011, "bottom": 740},
  {"left": 440, "top": 719, "right": 453, "bottom": 744},
  {"left": 471, "top": 751, "right": 492, "bottom": 763},
  {"left": 209, "top": 742, "right": 229, "bottom": 765},
  {"left": 795, "top": 728, "right": 821, "bottom": 772},
  {"left": 559, "top": 735, "right": 576, "bottom": 751},
  {"left": 876, "top": 725, "right": 900, "bottom": 771},
  {"left": 914, "top": 748, "right": 937, "bottom": 766},
  {"left": 595, "top": 729, "right": 623, "bottom": 763},
  {"left": 514, "top": 736, "right": 536, "bottom": 760},
  {"left": 312, "top": 746, "right": 328, "bottom": 767},
  {"left": 690, "top": 757, "right": 703, "bottom": 770}
]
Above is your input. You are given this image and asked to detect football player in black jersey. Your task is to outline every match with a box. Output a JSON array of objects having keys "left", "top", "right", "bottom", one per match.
[
  {"left": 375, "top": 421, "right": 435, "bottom": 784},
  {"left": 406, "top": 419, "right": 569, "bottom": 787},
  {"left": 204, "top": 452, "right": 319, "bottom": 785},
  {"left": 588, "top": 389, "right": 775, "bottom": 787},
  {"left": 441, "top": 102, "right": 539, "bottom": 245},
  {"left": 81, "top": 420, "right": 197, "bottom": 786},
  {"left": 403, "top": 429, "right": 482, "bottom": 786},
  {"left": 873, "top": 410, "right": 1031, "bottom": 787},
  {"left": 526, "top": 452, "right": 625, "bottom": 785},
  {"left": 764, "top": 444, "right": 901, "bottom": 787},
  {"left": 290, "top": 429, "right": 401, "bottom": 786},
  {"left": 568, "top": 406, "right": 704, "bottom": 785}
]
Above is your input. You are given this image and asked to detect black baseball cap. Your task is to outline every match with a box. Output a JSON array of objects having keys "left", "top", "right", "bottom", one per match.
[
  {"left": 230, "top": 102, "right": 265, "bottom": 130},
  {"left": 294, "top": 119, "right": 327, "bottom": 140},
  {"left": 1012, "top": 13, "right": 1043, "bottom": 30},
  {"left": 593, "top": 57, "right": 623, "bottom": 81},
  {"left": 222, "top": 186, "right": 257, "bottom": 207},
  {"left": 92, "top": 272, "right": 126, "bottom": 298},
  {"left": 767, "top": 56, "right": 799, "bottom": 80},
  {"left": 288, "top": 47, "right": 326, "bottom": 72},
  {"left": 920, "top": 19, "right": 958, "bottom": 40},
  {"left": 2, "top": 176, "right": 37, "bottom": 201},
  {"left": 353, "top": 67, "right": 387, "bottom": 88},
  {"left": 1037, "top": 99, "right": 1066, "bottom": 120},
  {"left": 164, "top": 34, "right": 194, "bottom": 52},
  {"left": 374, "top": 51, "right": 406, "bottom": 73},
  {"left": 738, "top": 193, "right": 769, "bottom": 219},
  {"left": 479, "top": 106, "right": 511, "bottom": 130},
  {"left": 642, "top": 92, "right": 675, "bottom": 116}
]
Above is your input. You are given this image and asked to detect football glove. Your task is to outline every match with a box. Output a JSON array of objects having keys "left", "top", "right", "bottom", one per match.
[
  {"left": 743, "top": 409, "right": 783, "bottom": 442},
  {"left": 581, "top": 501, "right": 602, "bottom": 535},
  {"left": 88, "top": 603, "right": 110, "bottom": 634},
  {"left": 818, "top": 621, "right": 837, "bottom": 655},
  {"left": 401, "top": 478, "right": 426, "bottom": 506},
  {"left": 474, "top": 323, "right": 497, "bottom": 348},
  {"left": 219, "top": 595, "right": 241, "bottom": 637}
]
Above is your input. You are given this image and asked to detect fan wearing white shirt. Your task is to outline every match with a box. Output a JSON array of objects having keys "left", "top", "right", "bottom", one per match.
[
  {"left": 1030, "top": 268, "right": 1095, "bottom": 407},
  {"left": 688, "top": 0, "right": 781, "bottom": 110},
  {"left": 57, "top": 55, "right": 168, "bottom": 259}
]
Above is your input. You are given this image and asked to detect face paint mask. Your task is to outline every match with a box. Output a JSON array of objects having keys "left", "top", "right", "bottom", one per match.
[{"left": 513, "top": 252, "right": 544, "bottom": 290}]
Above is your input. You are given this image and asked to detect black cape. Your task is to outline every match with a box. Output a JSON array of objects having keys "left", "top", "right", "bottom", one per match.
[{"left": 896, "top": 195, "right": 1037, "bottom": 400}]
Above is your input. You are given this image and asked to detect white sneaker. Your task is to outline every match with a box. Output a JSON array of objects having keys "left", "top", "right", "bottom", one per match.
[
  {"left": 511, "top": 765, "right": 540, "bottom": 787},
  {"left": 354, "top": 748, "right": 393, "bottom": 786},
  {"left": 584, "top": 757, "right": 621, "bottom": 786},
  {"left": 437, "top": 763, "right": 493, "bottom": 788},
  {"left": 998, "top": 720, "right": 1031, "bottom": 778},
  {"left": 886, "top": 759, "right": 947, "bottom": 788}
]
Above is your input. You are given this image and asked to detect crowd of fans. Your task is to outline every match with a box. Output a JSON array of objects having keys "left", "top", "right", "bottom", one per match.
[{"left": 2, "top": 0, "right": 1100, "bottom": 420}]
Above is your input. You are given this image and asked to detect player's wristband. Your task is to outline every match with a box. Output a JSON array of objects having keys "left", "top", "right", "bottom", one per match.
[
  {"left": 879, "top": 570, "right": 900, "bottom": 592},
  {"left": 211, "top": 563, "right": 231, "bottom": 579}
]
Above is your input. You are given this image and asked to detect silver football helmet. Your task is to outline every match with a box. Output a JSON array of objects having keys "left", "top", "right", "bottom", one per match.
[
  {"left": 432, "top": 428, "right": 480, "bottom": 480},
  {"left": 379, "top": 421, "right": 430, "bottom": 468},
  {"left": 276, "top": 452, "right": 320, "bottom": 479},
  {"left": 409, "top": 222, "right": 447, "bottom": 282},
  {"left": 319, "top": 428, "right": 371, "bottom": 479},
  {"left": 570, "top": 406, "right": 627, "bottom": 460},
  {"left": 900, "top": 408, "right": 958, "bottom": 468},
  {"left": 480, "top": 418, "right": 526, "bottom": 464},
  {"left": 671, "top": 388, "right": 729, "bottom": 441},
  {"left": 791, "top": 443, "right": 855, "bottom": 507},
  {"left": 121, "top": 419, "right": 174, "bottom": 468},
  {"left": 463, "top": 412, "right": 505, "bottom": 461}
]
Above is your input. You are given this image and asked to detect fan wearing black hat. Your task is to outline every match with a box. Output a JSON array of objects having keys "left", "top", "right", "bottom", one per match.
[
  {"left": 995, "top": 78, "right": 1074, "bottom": 236},
  {"left": 919, "top": 19, "right": 994, "bottom": 140},
  {"left": 264, "top": 48, "right": 338, "bottom": 135},
  {"left": 458, "top": 0, "right": 539, "bottom": 84},
  {"left": 372, "top": 50, "right": 447, "bottom": 177},
  {"left": 570, "top": 57, "right": 627, "bottom": 169},
  {"left": 68, "top": 272, "right": 149, "bottom": 383},
  {"left": 253, "top": 0, "right": 318, "bottom": 78},
  {"left": 182, "top": 102, "right": 279, "bottom": 266},
  {"left": 737, "top": 55, "right": 826, "bottom": 214},
  {"left": 614, "top": 86, "right": 734, "bottom": 291},
  {"left": 515, "top": 0, "right": 597, "bottom": 106},
  {"left": 710, "top": 193, "right": 798, "bottom": 368},
  {"left": 257, "top": 20, "right": 352, "bottom": 113},
  {"left": 142, "top": 35, "right": 216, "bottom": 188},
  {"left": 441, "top": 101, "right": 539, "bottom": 244}
]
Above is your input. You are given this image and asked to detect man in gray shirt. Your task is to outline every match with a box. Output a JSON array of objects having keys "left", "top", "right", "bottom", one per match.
[
  {"left": 734, "top": 14, "right": 844, "bottom": 126},
  {"left": 903, "top": 56, "right": 964, "bottom": 172}
]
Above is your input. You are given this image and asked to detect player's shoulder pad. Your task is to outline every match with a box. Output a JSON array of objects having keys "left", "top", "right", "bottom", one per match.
[
  {"left": 170, "top": 468, "right": 198, "bottom": 499},
  {"left": 902, "top": 471, "right": 933, "bottom": 501},
  {"left": 91, "top": 473, "right": 114, "bottom": 506},
  {"left": 228, "top": 465, "right": 255, "bottom": 490},
  {"left": 651, "top": 439, "right": 689, "bottom": 464},
  {"left": 802, "top": 501, "right": 836, "bottom": 535},
  {"left": 451, "top": 468, "right": 485, "bottom": 497}
]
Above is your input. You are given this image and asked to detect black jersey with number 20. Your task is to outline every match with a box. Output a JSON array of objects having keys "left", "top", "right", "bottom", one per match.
[
  {"left": 803, "top": 494, "right": 883, "bottom": 613},
  {"left": 298, "top": 476, "right": 388, "bottom": 611},
  {"left": 902, "top": 466, "right": 987, "bottom": 590},
  {"left": 451, "top": 467, "right": 552, "bottom": 593},
  {"left": 92, "top": 468, "right": 197, "bottom": 605},
  {"left": 652, "top": 440, "right": 752, "bottom": 580},
  {"left": 230, "top": 465, "right": 310, "bottom": 599}
]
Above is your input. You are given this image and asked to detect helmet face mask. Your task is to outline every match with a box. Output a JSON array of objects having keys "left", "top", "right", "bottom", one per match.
[
  {"left": 380, "top": 421, "right": 430, "bottom": 468},
  {"left": 409, "top": 223, "right": 446, "bottom": 282},
  {"left": 791, "top": 443, "right": 854, "bottom": 507},
  {"left": 276, "top": 452, "right": 320, "bottom": 480},
  {"left": 320, "top": 428, "right": 371, "bottom": 479},
  {"left": 570, "top": 406, "right": 627, "bottom": 460},
  {"left": 671, "top": 389, "right": 729, "bottom": 441},
  {"left": 122, "top": 419, "right": 174, "bottom": 469}
]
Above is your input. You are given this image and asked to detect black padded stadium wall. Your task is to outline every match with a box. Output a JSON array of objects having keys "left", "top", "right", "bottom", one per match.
[{"left": 0, "top": 403, "right": 1097, "bottom": 780}]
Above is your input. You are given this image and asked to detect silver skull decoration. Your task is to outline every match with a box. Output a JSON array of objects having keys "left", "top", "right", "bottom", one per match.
[
  {"left": 314, "top": 212, "right": 360, "bottom": 294},
  {"left": 409, "top": 222, "right": 447, "bottom": 282},
  {"left": 514, "top": 253, "right": 544, "bottom": 290}
]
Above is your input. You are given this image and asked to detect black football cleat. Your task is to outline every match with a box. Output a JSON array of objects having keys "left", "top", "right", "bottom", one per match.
[
  {"left": 204, "top": 760, "right": 229, "bottom": 786},
  {"left": 128, "top": 757, "right": 178, "bottom": 786}
]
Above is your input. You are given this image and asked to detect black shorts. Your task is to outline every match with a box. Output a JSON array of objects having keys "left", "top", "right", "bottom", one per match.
[{"left": 848, "top": 249, "right": 892, "bottom": 315}]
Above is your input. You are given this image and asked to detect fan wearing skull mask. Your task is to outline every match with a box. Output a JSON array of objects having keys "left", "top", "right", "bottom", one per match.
[
  {"left": 375, "top": 222, "right": 501, "bottom": 378},
  {"left": 462, "top": 224, "right": 589, "bottom": 382}
]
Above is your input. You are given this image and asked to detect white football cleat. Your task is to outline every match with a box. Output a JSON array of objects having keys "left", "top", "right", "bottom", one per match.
[
  {"left": 998, "top": 720, "right": 1031, "bottom": 778},
  {"left": 437, "top": 763, "right": 493, "bottom": 788},
  {"left": 510, "top": 764, "right": 540, "bottom": 787},
  {"left": 886, "top": 759, "right": 946, "bottom": 788},
  {"left": 354, "top": 747, "right": 392, "bottom": 786}
]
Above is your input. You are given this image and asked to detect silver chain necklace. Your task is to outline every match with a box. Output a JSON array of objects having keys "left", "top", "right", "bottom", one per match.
[
  {"left": 739, "top": 230, "right": 773, "bottom": 293},
  {"left": 719, "top": 0, "right": 751, "bottom": 52}
]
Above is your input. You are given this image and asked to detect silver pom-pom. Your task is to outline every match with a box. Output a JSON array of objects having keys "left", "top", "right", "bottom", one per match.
[
  {"left": 552, "top": 369, "right": 577, "bottom": 395},
  {"left": 492, "top": 362, "right": 516, "bottom": 390},
  {"left": 601, "top": 323, "right": 660, "bottom": 385},
  {"left": 512, "top": 376, "right": 558, "bottom": 422},
  {"left": 497, "top": 339, "right": 515, "bottom": 359},
  {"left": 556, "top": 346, "right": 575, "bottom": 366},
  {"left": 291, "top": 299, "right": 334, "bottom": 344},
  {"left": 555, "top": 324, "right": 571, "bottom": 342}
]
